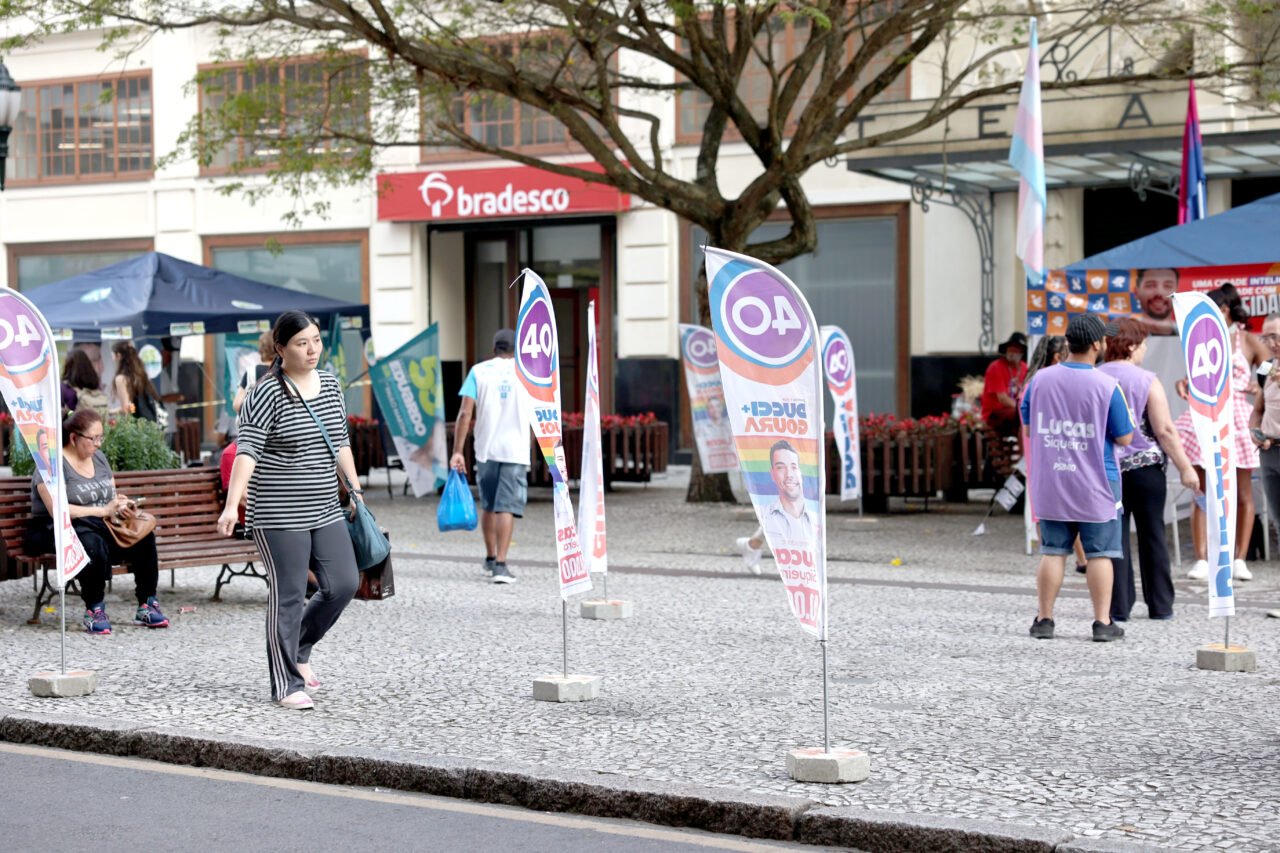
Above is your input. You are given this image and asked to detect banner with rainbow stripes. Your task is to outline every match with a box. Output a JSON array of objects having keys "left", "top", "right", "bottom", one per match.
[
  {"left": 704, "top": 247, "right": 827, "bottom": 639},
  {"left": 678, "top": 324, "right": 738, "bottom": 473},
  {"left": 0, "top": 290, "right": 89, "bottom": 588},
  {"left": 514, "top": 269, "right": 591, "bottom": 599}
]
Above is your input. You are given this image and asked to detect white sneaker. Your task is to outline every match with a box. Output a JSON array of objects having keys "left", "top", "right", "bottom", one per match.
[
  {"left": 736, "top": 537, "right": 763, "bottom": 575},
  {"left": 1187, "top": 560, "right": 1209, "bottom": 580},
  {"left": 277, "top": 691, "right": 314, "bottom": 710},
  {"left": 1233, "top": 559, "right": 1253, "bottom": 581}
]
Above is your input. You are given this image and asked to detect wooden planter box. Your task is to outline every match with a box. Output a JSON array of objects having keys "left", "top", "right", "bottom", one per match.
[
  {"left": 348, "top": 421, "right": 388, "bottom": 476},
  {"left": 446, "top": 421, "right": 669, "bottom": 487},
  {"left": 825, "top": 428, "right": 956, "bottom": 510}
]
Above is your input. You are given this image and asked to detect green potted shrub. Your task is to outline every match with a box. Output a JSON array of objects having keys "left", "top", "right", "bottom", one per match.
[{"left": 10, "top": 416, "right": 179, "bottom": 477}]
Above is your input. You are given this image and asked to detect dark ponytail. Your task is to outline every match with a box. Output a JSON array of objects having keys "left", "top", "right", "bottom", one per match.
[{"left": 266, "top": 310, "right": 321, "bottom": 399}]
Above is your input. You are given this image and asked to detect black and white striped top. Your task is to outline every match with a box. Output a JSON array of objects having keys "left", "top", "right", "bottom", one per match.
[{"left": 236, "top": 370, "right": 349, "bottom": 531}]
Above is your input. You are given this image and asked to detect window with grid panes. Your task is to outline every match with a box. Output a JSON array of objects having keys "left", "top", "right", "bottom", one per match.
[
  {"left": 6, "top": 74, "right": 153, "bottom": 184},
  {"left": 423, "top": 36, "right": 599, "bottom": 155},
  {"left": 675, "top": 12, "right": 910, "bottom": 144},
  {"left": 198, "top": 57, "right": 367, "bottom": 173}
]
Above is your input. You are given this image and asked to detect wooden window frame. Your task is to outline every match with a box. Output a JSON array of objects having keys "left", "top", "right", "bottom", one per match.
[
  {"left": 4, "top": 71, "right": 154, "bottom": 187},
  {"left": 676, "top": 203, "right": 910, "bottom": 447},
  {"left": 196, "top": 53, "right": 370, "bottom": 177},
  {"left": 673, "top": 13, "right": 911, "bottom": 146},
  {"left": 7, "top": 238, "right": 154, "bottom": 291},
  {"left": 200, "top": 230, "right": 372, "bottom": 429},
  {"left": 419, "top": 32, "right": 611, "bottom": 164}
]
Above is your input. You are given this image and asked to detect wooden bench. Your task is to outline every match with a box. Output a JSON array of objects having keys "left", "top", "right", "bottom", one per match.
[{"left": 0, "top": 467, "right": 262, "bottom": 624}]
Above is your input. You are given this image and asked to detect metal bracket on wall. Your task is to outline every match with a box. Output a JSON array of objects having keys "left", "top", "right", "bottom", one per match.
[
  {"left": 1127, "top": 153, "right": 1180, "bottom": 202},
  {"left": 908, "top": 174, "right": 997, "bottom": 353}
]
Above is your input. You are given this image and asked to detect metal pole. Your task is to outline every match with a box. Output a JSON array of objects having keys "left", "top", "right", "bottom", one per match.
[
  {"left": 821, "top": 639, "right": 831, "bottom": 754},
  {"left": 602, "top": 573, "right": 609, "bottom": 601},
  {"left": 59, "top": 588, "right": 66, "bottom": 675},
  {"left": 562, "top": 599, "right": 568, "bottom": 678},
  {"left": 1224, "top": 615, "right": 1230, "bottom": 651}
]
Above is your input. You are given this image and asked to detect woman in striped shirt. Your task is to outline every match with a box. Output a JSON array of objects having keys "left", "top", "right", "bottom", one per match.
[{"left": 218, "top": 311, "right": 363, "bottom": 710}]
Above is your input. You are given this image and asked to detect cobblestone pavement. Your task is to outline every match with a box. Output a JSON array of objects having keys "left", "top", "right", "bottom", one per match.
[{"left": 2, "top": 467, "right": 1278, "bottom": 851}]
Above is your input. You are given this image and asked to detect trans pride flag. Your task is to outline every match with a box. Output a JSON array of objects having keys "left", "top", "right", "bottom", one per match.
[
  {"left": 1009, "top": 18, "right": 1046, "bottom": 287},
  {"left": 1179, "top": 81, "right": 1206, "bottom": 224}
]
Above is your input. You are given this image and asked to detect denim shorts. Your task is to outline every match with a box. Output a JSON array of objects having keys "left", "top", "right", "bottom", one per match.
[
  {"left": 1038, "top": 480, "right": 1123, "bottom": 560},
  {"left": 476, "top": 461, "right": 528, "bottom": 517}
]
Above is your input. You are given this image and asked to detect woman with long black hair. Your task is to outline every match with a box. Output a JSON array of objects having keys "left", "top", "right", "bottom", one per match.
[
  {"left": 110, "top": 341, "right": 162, "bottom": 422},
  {"left": 217, "top": 311, "right": 362, "bottom": 710}
]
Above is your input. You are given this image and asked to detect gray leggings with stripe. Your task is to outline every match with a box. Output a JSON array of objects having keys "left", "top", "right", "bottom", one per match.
[{"left": 252, "top": 520, "right": 359, "bottom": 700}]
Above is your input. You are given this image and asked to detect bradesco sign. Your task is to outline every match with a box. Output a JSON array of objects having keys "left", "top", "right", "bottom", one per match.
[{"left": 377, "top": 162, "right": 630, "bottom": 222}]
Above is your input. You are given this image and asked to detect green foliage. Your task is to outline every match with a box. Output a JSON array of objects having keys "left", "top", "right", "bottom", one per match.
[
  {"left": 9, "top": 415, "right": 178, "bottom": 478},
  {"left": 9, "top": 436, "right": 34, "bottom": 477},
  {"left": 101, "top": 416, "right": 181, "bottom": 472}
]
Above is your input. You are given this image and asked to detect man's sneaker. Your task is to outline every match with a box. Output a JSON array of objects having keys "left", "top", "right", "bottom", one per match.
[
  {"left": 484, "top": 557, "right": 496, "bottom": 576},
  {"left": 1233, "top": 559, "right": 1253, "bottom": 581},
  {"left": 492, "top": 563, "right": 516, "bottom": 584},
  {"left": 1029, "top": 617, "right": 1055, "bottom": 639},
  {"left": 1187, "top": 559, "right": 1209, "bottom": 580},
  {"left": 134, "top": 597, "right": 170, "bottom": 628},
  {"left": 1092, "top": 620, "right": 1125, "bottom": 642},
  {"left": 736, "top": 537, "right": 763, "bottom": 575},
  {"left": 83, "top": 604, "right": 111, "bottom": 635}
]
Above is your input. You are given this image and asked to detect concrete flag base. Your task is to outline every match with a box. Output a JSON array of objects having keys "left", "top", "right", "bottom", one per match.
[
  {"left": 1195, "top": 643, "right": 1257, "bottom": 672},
  {"left": 28, "top": 670, "right": 98, "bottom": 698},
  {"left": 532, "top": 674, "right": 602, "bottom": 702},
  {"left": 787, "top": 747, "right": 871, "bottom": 784},
  {"left": 580, "top": 599, "right": 634, "bottom": 620}
]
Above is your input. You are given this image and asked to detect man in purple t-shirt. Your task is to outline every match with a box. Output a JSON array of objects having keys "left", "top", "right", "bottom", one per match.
[{"left": 1020, "top": 314, "right": 1135, "bottom": 642}]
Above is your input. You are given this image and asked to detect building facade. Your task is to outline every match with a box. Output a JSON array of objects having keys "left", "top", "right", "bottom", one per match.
[{"left": 2, "top": 24, "right": 1278, "bottom": 443}]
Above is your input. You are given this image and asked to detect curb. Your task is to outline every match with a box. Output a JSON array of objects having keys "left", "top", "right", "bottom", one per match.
[{"left": 0, "top": 707, "right": 1151, "bottom": 852}]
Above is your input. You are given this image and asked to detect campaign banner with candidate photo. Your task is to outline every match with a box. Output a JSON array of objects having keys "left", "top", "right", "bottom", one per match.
[
  {"left": 678, "top": 323, "right": 738, "bottom": 473},
  {"left": 820, "top": 325, "right": 862, "bottom": 503},
  {"left": 515, "top": 269, "right": 591, "bottom": 599},
  {"left": 1028, "top": 263, "right": 1280, "bottom": 338},
  {"left": 368, "top": 324, "right": 448, "bottom": 498},
  {"left": 1173, "top": 291, "right": 1236, "bottom": 618},
  {"left": 0, "top": 291, "right": 89, "bottom": 588},
  {"left": 704, "top": 247, "right": 827, "bottom": 639},
  {"left": 577, "top": 301, "right": 607, "bottom": 575}
]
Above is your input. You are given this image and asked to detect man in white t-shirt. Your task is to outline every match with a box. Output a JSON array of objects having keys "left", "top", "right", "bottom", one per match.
[{"left": 451, "top": 329, "right": 528, "bottom": 584}]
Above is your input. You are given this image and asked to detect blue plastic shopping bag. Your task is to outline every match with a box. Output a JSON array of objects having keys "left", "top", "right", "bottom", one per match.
[{"left": 438, "top": 469, "right": 479, "bottom": 532}]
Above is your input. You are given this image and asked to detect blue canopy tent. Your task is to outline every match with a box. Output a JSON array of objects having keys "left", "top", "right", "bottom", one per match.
[
  {"left": 26, "top": 251, "right": 369, "bottom": 339},
  {"left": 1065, "top": 191, "right": 1280, "bottom": 270}
]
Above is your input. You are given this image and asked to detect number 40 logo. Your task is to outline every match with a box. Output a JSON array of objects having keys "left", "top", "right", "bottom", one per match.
[
  {"left": 733, "top": 295, "right": 801, "bottom": 336},
  {"left": 0, "top": 312, "right": 42, "bottom": 351},
  {"left": 1190, "top": 338, "right": 1223, "bottom": 384}
]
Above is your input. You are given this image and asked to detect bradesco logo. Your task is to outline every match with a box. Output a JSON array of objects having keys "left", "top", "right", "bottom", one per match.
[{"left": 418, "top": 171, "right": 572, "bottom": 219}]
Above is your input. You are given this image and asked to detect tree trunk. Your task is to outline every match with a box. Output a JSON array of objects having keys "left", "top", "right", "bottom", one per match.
[{"left": 685, "top": 239, "right": 738, "bottom": 503}]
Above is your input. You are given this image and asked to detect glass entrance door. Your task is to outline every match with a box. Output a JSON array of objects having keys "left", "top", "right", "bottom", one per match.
[{"left": 464, "top": 221, "right": 611, "bottom": 417}]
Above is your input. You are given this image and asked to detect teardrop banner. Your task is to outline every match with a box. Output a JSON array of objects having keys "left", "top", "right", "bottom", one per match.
[
  {"left": 1173, "top": 290, "right": 1257, "bottom": 672},
  {"left": 678, "top": 324, "right": 739, "bottom": 473},
  {"left": 705, "top": 247, "right": 868, "bottom": 782},
  {"left": 513, "top": 269, "right": 591, "bottom": 600},
  {"left": 1174, "top": 291, "right": 1236, "bottom": 618},
  {"left": 703, "top": 247, "right": 826, "bottom": 638},
  {"left": 820, "top": 326, "right": 862, "bottom": 503},
  {"left": 0, "top": 291, "right": 89, "bottom": 589},
  {"left": 578, "top": 301, "right": 607, "bottom": 576}
]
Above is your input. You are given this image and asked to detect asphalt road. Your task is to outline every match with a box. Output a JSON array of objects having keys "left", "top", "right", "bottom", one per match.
[{"left": 0, "top": 744, "right": 846, "bottom": 853}]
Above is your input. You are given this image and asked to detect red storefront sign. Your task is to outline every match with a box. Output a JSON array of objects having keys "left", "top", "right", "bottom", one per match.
[{"left": 377, "top": 162, "right": 630, "bottom": 222}]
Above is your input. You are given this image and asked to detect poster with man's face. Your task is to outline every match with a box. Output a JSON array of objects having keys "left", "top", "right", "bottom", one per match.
[{"left": 1027, "top": 263, "right": 1280, "bottom": 337}]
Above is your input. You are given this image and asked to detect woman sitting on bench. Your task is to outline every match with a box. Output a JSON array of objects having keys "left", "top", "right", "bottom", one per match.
[{"left": 26, "top": 409, "right": 169, "bottom": 635}]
